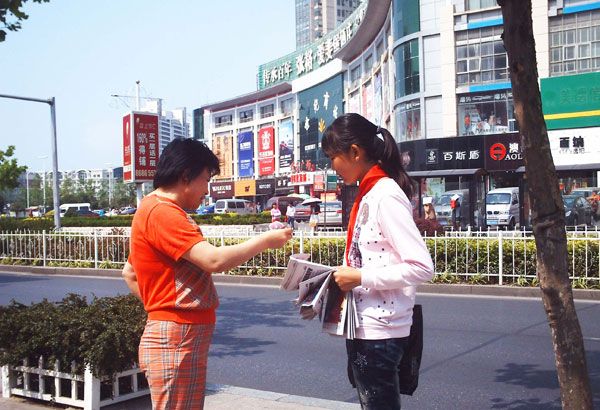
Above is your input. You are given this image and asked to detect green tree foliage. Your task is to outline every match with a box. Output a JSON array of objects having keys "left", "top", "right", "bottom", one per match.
[
  {"left": 0, "top": 146, "right": 27, "bottom": 191},
  {"left": 0, "top": 0, "right": 50, "bottom": 42}
]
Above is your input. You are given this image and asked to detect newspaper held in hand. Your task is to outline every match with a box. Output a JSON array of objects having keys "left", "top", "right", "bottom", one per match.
[{"left": 283, "top": 254, "right": 357, "bottom": 339}]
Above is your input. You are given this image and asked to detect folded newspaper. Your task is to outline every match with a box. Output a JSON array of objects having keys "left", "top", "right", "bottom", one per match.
[{"left": 281, "top": 254, "right": 358, "bottom": 339}]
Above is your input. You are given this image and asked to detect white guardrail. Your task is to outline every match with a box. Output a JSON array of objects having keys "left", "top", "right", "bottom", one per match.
[
  {"left": 1, "top": 358, "right": 148, "bottom": 410},
  {"left": 0, "top": 228, "right": 599, "bottom": 286}
]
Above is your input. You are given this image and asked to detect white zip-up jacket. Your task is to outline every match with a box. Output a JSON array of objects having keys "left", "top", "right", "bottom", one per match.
[{"left": 348, "top": 177, "right": 434, "bottom": 340}]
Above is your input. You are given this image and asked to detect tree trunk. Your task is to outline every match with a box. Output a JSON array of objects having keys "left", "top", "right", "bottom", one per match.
[{"left": 497, "top": 1, "right": 592, "bottom": 408}]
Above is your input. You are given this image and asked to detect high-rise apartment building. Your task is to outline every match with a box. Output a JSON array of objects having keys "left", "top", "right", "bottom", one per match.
[
  {"left": 141, "top": 101, "right": 190, "bottom": 154},
  {"left": 295, "top": 0, "right": 362, "bottom": 49}
]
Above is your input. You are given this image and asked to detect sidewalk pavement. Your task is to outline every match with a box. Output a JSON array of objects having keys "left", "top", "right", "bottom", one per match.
[{"left": 0, "top": 383, "right": 360, "bottom": 410}]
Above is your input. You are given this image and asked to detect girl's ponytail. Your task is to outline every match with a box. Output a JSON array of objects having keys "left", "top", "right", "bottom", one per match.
[{"left": 376, "top": 127, "right": 414, "bottom": 199}]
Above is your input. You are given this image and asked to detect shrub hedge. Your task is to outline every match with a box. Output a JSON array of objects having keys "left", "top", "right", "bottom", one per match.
[
  {"left": 0, "top": 213, "right": 271, "bottom": 230},
  {"left": 0, "top": 294, "right": 146, "bottom": 379}
]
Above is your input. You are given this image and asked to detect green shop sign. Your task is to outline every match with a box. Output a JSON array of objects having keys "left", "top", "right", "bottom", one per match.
[
  {"left": 257, "top": 2, "right": 367, "bottom": 90},
  {"left": 541, "top": 72, "right": 600, "bottom": 130}
]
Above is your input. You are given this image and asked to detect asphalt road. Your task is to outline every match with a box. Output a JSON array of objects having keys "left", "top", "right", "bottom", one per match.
[{"left": 0, "top": 272, "right": 598, "bottom": 409}]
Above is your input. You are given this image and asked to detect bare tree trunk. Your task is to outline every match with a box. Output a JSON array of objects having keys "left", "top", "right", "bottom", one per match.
[{"left": 496, "top": 1, "right": 592, "bottom": 408}]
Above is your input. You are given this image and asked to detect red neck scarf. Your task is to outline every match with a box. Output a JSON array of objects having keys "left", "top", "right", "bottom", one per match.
[{"left": 345, "top": 164, "right": 389, "bottom": 265}]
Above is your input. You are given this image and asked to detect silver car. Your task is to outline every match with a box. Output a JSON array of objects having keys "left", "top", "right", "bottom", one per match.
[{"left": 317, "top": 201, "right": 343, "bottom": 226}]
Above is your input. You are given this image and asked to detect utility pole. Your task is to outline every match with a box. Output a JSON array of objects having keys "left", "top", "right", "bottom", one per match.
[{"left": 0, "top": 94, "right": 61, "bottom": 229}]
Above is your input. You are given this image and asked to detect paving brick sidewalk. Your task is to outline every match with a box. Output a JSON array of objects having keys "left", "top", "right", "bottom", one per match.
[{"left": 0, "top": 384, "right": 359, "bottom": 409}]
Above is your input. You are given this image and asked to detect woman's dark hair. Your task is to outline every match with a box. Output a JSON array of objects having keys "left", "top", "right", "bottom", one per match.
[
  {"left": 153, "top": 139, "right": 220, "bottom": 188},
  {"left": 322, "top": 113, "right": 414, "bottom": 198}
]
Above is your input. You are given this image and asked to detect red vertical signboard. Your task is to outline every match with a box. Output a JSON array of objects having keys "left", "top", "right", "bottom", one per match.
[
  {"left": 123, "top": 114, "right": 132, "bottom": 182},
  {"left": 133, "top": 113, "right": 159, "bottom": 181},
  {"left": 258, "top": 126, "right": 275, "bottom": 176}
]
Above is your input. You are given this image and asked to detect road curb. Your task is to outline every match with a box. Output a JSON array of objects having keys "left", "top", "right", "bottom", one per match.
[{"left": 0, "top": 265, "right": 598, "bottom": 300}]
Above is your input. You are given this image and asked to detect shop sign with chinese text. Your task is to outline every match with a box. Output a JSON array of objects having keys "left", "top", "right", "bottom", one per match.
[{"left": 122, "top": 112, "right": 159, "bottom": 183}]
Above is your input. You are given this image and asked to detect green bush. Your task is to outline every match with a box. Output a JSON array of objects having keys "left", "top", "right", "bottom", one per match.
[
  {"left": 0, "top": 294, "right": 146, "bottom": 379},
  {"left": 0, "top": 213, "right": 271, "bottom": 231}
]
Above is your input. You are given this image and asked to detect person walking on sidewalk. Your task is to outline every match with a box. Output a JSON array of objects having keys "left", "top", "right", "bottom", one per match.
[
  {"left": 321, "top": 113, "right": 434, "bottom": 409},
  {"left": 121, "top": 139, "right": 292, "bottom": 410},
  {"left": 286, "top": 202, "right": 296, "bottom": 229}
]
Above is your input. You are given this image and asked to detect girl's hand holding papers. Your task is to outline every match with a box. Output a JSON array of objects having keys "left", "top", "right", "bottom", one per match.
[{"left": 333, "top": 266, "right": 362, "bottom": 291}]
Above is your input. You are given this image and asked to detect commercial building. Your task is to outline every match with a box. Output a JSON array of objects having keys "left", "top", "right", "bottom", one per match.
[
  {"left": 197, "top": 0, "right": 600, "bottom": 227},
  {"left": 296, "top": 0, "right": 363, "bottom": 49}
]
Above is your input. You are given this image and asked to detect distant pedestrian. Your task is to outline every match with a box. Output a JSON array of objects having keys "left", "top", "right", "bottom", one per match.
[
  {"left": 423, "top": 197, "right": 436, "bottom": 221},
  {"left": 270, "top": 203, "right": 281, "bottom": 222},
  {"left": 286, "top": 203, "right": 296, "bottom": 229},
  {"left": 321, "top": 113, "right": 434, "bottom": 409},
  {"left": 257, "top": 202, "right": 262, "bottom": 213},
  {"left": 122, "top": 139, "right": 292, "bottom": 410},
  {"left": 450, "top": 194, "right": 461, "bottom": 230}
]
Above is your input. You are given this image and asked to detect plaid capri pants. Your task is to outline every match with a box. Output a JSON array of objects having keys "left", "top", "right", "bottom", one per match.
[{"left": 139, "top": 320, "right": 215, "bottom": 410}]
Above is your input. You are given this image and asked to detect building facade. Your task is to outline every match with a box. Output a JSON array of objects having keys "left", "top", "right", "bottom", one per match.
[
  {"left": 198, "top": 0, "right": 600, "bottom": 227},
  {"left": 296, "top": 0, "right": 363, "bottom": 49}
]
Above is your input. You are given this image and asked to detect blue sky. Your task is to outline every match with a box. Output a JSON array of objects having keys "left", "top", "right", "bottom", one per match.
[{"left": 0, "top": 0, "right": 295, "bottom": 171}]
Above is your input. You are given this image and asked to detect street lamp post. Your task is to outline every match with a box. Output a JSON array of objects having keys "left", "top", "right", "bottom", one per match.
[
  {"left": 0, "top": 94, "right": 61, "bottom": 229},
  {"left": 25, "top": 171, "right": 30, "bottom": 209},
  {"left": 38, "top": 155, "right": 48, "bottom": 213}
]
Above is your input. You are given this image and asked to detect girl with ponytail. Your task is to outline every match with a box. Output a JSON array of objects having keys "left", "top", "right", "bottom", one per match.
[{"left": 321, "top": 113, "right": 434, "bottom": 409}]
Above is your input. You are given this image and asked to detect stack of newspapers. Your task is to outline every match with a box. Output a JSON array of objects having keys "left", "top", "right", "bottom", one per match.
[{"left": 281, "top": 254, "right": 358, "bottom": 339}]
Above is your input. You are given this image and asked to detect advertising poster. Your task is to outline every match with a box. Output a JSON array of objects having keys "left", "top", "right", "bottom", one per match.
[
  {"left": 212, "top": 133, "right": 234, "bottom": 178},
  {"left": 298, "top": 74, "right": 344, "bottom": 169},
  {"left": 348, "top": 90, "right": 360, "bottom": 114},
  {"left": 210, "top": 181, "right": 234, "bottom": 200},
  {"left": 258, "top": 127, "right": 275, "bottom": 176},
  {"left": 235, "top": 179, "right": 256, "bottom": 197},
  {"left": 362, "top": 80, "right": 373, "bottom": 123},
  {"left": 122, "top": 114, "right": 132, "bottom": 182},
  {"left": 549, "top": 127, "right": 600, "bottom": 166},
  {"left": 122, "top": 112, "right": 159, "bottom": 183},
  {"left": 373, "top": 71, "right": 383, "bottom": 127},
  {"left": 278, "top": 120, "right": 294, "bottom": 173},
  {"left": 238, "top": 131, "right": 254, "bottom": 178}
]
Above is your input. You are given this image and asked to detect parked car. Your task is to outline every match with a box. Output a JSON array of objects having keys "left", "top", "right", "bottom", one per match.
[
  {"left": 265, "top": 196, "right": 304, "bottom": 215},
  {"left": 317, "top": 201, "right": 343, "bottom": 226},
  {"left": 485, "top": 187, "right": 520, "bottom": 229},
  {"left": 196, "top": 204, "right": 215, "bottom": 215},
  {"left": 119, "top": 207, "right": 137, "bottom": 215},
  {"left": 214, "top": 199, "right": 254, "bottom": 215},
  {"left": 563, "top": 195, "right": 593, "bottom": 227},
  {"left": 294, "top": 204, "right": 312, "bottom": 222},
  {"left": 75, "top": 209, "right": 100, "bottom": 218},
  {"left": 59, "top": 203, "right": 91, "bottom": 217},
  {"left": 435, "top": 189, "right": 470, "bottom": 229},
  {"left": 570, "top": 187, "right": 599, "bottom": 199}
]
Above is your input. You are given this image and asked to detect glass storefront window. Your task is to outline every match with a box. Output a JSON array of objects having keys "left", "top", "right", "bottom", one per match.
[
  {"left": 457, "top": 91, "right": 517, "bottom": 136},
  {"left": 396, "top": 100, "right": 421, "bottom": 141},
  {"left": 394, "top": 39, "right": 420, "bottom": 98},
  {"left": 392, "top": 0, "right": 420, "bottom": 39}
]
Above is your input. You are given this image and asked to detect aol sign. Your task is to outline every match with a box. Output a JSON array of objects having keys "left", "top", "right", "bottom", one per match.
[{"left": 489, "top": 142, "right": 522, "bottom": 161}]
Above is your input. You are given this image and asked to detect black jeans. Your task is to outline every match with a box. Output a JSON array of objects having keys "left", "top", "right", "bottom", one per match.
[{"left": 346, "top": 337, "right": 409, "bottom": 410}]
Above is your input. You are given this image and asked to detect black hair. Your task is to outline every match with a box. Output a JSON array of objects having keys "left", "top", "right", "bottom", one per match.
[
  {"left": 153, "top": 139, "right": 220, "bottom": 188},
  {"left": 322, "top": 113, "right": 414, "bottom": 198}
]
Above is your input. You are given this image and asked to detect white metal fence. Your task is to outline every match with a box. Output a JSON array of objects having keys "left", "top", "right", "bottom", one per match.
[
  {"left": 0, "top": 230, "right": 599, "bottom": 286},
  {"left": 1, "top": 358, "right": 148, "bottom": 410}
]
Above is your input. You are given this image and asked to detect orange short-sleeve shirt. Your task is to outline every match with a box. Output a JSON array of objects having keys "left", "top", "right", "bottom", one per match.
[{"left": 129, "top": 195, "right": 218, "bottom": 324}]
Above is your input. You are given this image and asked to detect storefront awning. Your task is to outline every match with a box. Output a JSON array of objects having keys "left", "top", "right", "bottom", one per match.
[
  {"left": 407, "top": 168, "right": 486, "bottom": 178},
  {"left": 515, "top": 163, "right": 600, "bottom": 173}
]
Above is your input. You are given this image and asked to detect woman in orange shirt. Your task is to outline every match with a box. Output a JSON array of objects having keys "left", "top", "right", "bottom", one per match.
[{"left": 122, "top": 139, "right": 291, "bottom": 409}]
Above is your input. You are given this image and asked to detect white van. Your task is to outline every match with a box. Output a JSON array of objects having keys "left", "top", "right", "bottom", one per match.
[
  {"left": 59, "top": 203, "right": 92, "bottom": 217},
  {"left": 485, "top": 187, "right": 519, "bottom": 229},
  {"left": 214, "top": 199, "right": 253, "bottom": 215}
]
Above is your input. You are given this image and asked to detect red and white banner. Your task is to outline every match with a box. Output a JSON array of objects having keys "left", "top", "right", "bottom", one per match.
[
  {"left": 123, "top": 112, "right": 159, "bottom": 183},
  {"left": 258, "top": 126, "right": 275, "bottom": 176},
  {"left": 123, "top": 114, "right": 132, "bottom": 182}
]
